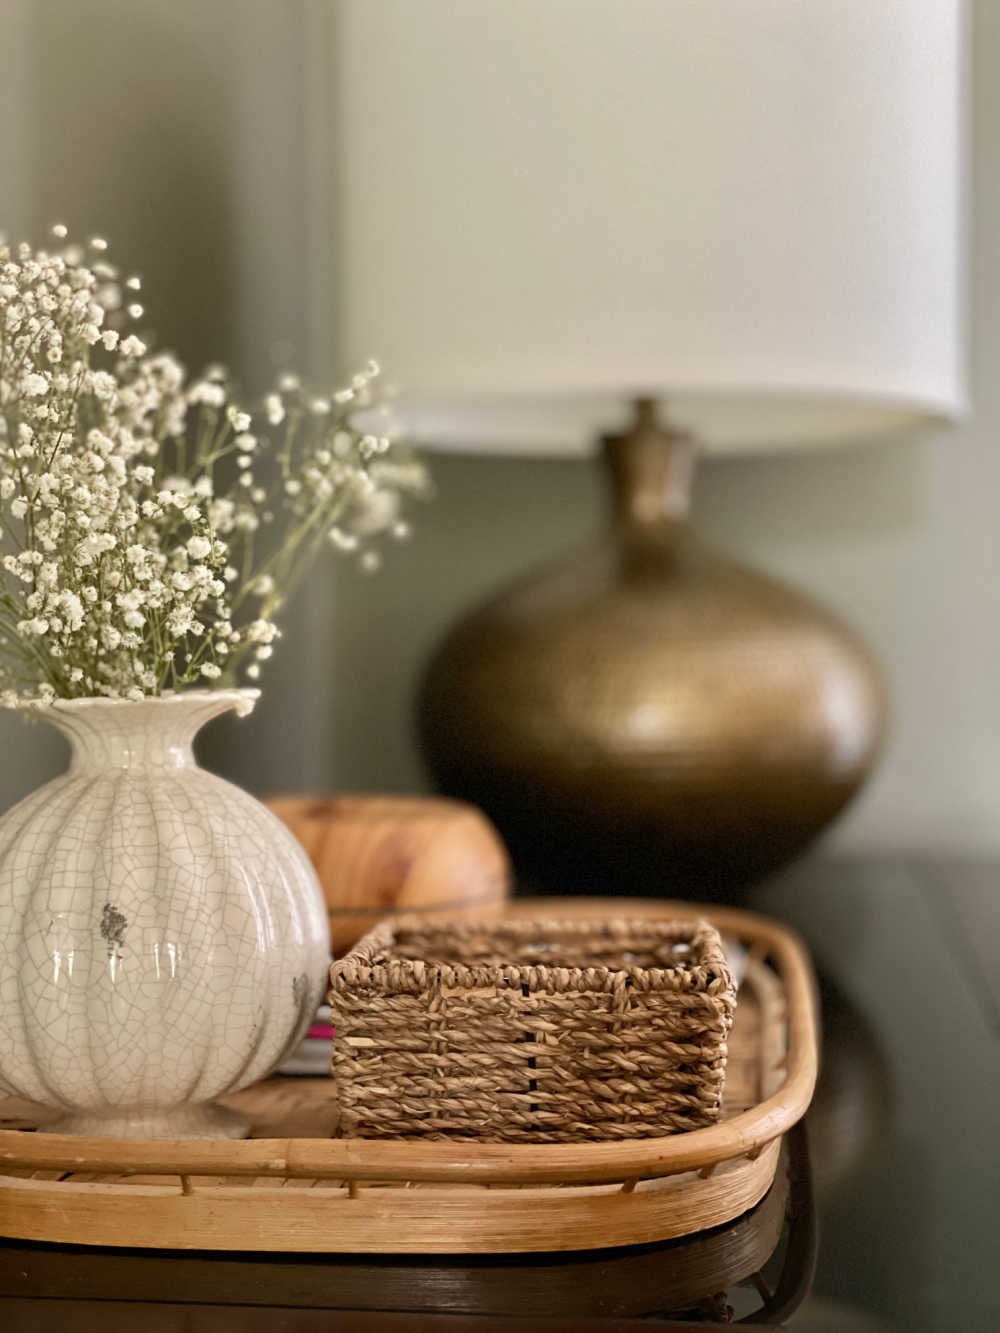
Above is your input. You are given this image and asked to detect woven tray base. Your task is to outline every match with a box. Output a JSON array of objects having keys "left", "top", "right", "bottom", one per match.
[{"left": 0, "top": 899, "right": 816, "bottom": 1253}]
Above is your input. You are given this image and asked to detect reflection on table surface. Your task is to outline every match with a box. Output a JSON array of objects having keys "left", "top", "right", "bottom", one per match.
[{"left": 752, "top": 857, "right": 1000, "bottom": 1333}]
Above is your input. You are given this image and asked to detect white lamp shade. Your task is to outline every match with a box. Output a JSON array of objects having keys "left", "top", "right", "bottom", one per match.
[{"left": 330, "top": 0, "right": 966, "bottom": 454}]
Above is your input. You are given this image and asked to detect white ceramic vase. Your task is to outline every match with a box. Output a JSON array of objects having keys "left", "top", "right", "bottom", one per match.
[{"left": 0, "top": 690, "right": 329, "bottom": 1139}]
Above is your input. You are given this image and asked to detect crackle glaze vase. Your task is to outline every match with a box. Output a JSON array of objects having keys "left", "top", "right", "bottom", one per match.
[{"left": 0, "top": 690, "right": 329, "bottom": 1139}]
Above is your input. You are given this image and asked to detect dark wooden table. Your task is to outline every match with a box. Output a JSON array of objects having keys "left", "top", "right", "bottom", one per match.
[
  {"left": 1, "top": 857, "right": 995, "bottom": 1329},
  {"left": 749, "top": 857, "right": 1000, "bottom": 1332}
]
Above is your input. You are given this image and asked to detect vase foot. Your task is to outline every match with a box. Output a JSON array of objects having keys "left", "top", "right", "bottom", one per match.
[{"left": 46, "top": 1102, "right": 251, "bottom": 1140}]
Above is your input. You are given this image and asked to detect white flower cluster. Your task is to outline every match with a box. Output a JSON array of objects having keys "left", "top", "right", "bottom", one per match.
[{"left": 0, "top": 229, "right": 427, "bottom": 702}]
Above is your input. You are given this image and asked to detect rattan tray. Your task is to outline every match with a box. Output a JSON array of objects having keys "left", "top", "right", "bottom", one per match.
[{"left": 0, "top": 899, "right": 817, "bottom": 1254}]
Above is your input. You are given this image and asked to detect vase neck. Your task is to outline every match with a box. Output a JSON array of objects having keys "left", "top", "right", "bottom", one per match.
[
  {"left": 31, "top": 691, "right": 258, "bottom": 774},
  {"left": 602, "top": 399, "right": 698, "bottom": 528}
]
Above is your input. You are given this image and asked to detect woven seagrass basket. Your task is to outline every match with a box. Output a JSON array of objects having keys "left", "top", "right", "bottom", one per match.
[{"left": 328, "top": 915, "right": 736, "bottom": 1143}]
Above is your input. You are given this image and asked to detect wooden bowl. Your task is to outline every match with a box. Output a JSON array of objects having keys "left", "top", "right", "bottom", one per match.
[{"left": 265, "top": 794, "right": 511, "bottom": 955}]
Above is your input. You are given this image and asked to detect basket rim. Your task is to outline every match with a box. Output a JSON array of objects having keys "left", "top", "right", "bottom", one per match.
[
  {"left": 0, "top": 900, "right": 817, "bottom": 1186},
  {"left": 329, "top": 914, "right": 735, "bottom": 996}
]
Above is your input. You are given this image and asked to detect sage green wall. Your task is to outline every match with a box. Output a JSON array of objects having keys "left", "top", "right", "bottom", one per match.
[{"left": 0, "top": 0, "right": 995, "bottom": 859}]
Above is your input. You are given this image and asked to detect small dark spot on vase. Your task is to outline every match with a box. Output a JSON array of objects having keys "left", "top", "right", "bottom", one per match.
[
  {"left": 292, "top": 972, "right": 309, "bottom": 1010},
  {"left": 100, "top": 903, "right": 128, "bottom": 954}
]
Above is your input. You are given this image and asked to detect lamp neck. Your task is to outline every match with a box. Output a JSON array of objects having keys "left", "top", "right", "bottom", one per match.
[{"left": 602, "top": 399, "right": 697, "bottom": 528}]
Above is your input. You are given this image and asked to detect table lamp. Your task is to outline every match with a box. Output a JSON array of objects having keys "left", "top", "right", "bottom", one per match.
[{"left": 329, "top": 0, "right": 965, "bottom": 896}]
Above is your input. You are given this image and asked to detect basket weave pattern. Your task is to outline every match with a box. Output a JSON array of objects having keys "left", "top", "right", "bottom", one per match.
[{"left": 328, "top": 916, "right": 736, "bottom": 1143}]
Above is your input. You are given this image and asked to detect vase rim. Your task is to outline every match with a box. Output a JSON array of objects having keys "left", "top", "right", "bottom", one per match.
[{"left": 11, "top": 688, "right": 260, "bottom": 718}]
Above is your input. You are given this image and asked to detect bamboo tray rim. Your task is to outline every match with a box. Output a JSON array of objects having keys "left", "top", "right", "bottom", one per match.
[{"left": 0, "top": 899, "right": 817, "bottom": 1187}]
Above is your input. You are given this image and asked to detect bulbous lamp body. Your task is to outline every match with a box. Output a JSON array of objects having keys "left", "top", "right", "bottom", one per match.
[{"left": 420, "top": 416, "right": 885, "bottom": 898}]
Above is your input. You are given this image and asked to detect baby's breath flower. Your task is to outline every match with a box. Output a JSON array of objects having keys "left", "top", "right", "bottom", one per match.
[
  {"left": 120, "top": 335, "right": 147, "bottom": 358},
  {"left": 0, "top": 228, "right": 428, "bottom": 702},
  {"left": 246, "top": 618, "right": 277, "bottom": 645},
  {"left": 187, "top": 381, "right": 225, "bottom": 408},
  {"left": 328, "top": 527, "right": 358, "bottom": 552}
]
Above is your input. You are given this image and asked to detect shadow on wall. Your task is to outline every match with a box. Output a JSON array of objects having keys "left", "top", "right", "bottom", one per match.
[
  {"left": 18, "top": 0, "right": 240, "bottom": 377},
  {"left": 0, "top": 0, "right": 327, "bottom": 811}
]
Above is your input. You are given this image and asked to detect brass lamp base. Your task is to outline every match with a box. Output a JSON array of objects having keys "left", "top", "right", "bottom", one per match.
[{"left": 419, "top": 401, "right": 885, "bottom": 899}]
